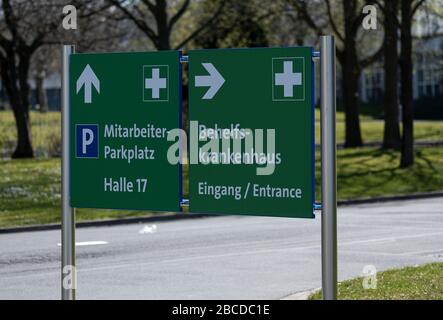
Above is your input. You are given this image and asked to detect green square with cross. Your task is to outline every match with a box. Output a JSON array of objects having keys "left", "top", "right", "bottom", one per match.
[
  {"left": 143, "top": 65, "right": 169, "bottom": 102},
  {"left": 272, "top": 57, "right": 305, "bottom": 101}
]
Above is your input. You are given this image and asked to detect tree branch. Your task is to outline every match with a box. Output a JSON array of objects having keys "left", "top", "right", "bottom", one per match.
[
  {"left": 169, "top": 0, "right": 191, "bottom": 31},
  {"left": 174, "top": 0, "right": 227, "bottom": 49},
  {"left": 108, "top": 0, "right": 158, "bottom": 45},
  {"left": 2, "top": 0, "right": 22, "bottom": 44},
  {"left": 324, "top": 0, "right": 345, "bottom": 42},
  {"left": 411, "top": 0, "right": 427, "bottom": 17},
  {"left": 287, "top": 0, "right": 324, "bottom": 36},
  {"left": 140, "top": 0, "right": 156, "bottom": 14},
  {"left": 359, "top": 41, "right": 384, "bottom": 68}
]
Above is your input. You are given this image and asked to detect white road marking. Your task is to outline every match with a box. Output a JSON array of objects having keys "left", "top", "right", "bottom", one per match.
[{"left": 56, "top": 241, "right": 108, "bottom": 247}]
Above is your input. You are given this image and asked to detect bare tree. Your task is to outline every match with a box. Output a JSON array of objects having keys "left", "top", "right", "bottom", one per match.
[
  {"left": 31, "top": 46, "right": 59, "bottom": 112},
  {"left": 375, "top": 0, "right": 402, "bottom": 149},
  {"left": 0, "top": 0, "right": 128, "bottom": 158},
  {"left": 288, "top": 0, "right": 384, "bottom": 148},
  {"left": 0, "top": 0, "right": 66, "bottom": 158},
  {"left": 107, "top": 0, "right": 226, "bottom": 50},
  {"left": 399, "top": 0, "right": 427, "bottom": 167},
  {"left": 192, "top": 0, "right": 276, "bottom": 49}
]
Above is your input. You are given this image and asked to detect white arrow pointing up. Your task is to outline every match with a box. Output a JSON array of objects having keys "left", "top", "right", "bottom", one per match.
[
  {"left": 76, "top": 64, "right": 100, "bottom": 104},
  {"left": 195, "top": 63, "right": 225, "bottom": 100}
]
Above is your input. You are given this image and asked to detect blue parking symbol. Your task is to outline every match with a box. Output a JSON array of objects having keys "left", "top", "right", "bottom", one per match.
[{"left": 76, "top": 124, "right": 99, "bottom": 158}]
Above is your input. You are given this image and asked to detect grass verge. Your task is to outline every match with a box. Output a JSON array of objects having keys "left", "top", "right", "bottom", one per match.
[
  {"left": 328, "top": 146, "right": 443, "bottom": 200},
  {"left": 0, "top": 111, "right": 61, "bottom": 158},
  {"left": 309, "top": 262, "right": 443, "bottom": 300}
]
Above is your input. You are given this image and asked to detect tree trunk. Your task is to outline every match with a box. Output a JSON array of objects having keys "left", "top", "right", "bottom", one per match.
[
  {"left": 155, "top": 0, "right": 171, "bottom": 50},
  {"left": 7, "top": 85, "right": 34, "bottom": 158},
  {"left": 14, "top": 54, "right": 34, "bottom": 158},
  {"left": 1, "top": 53, "right": 34, "bottom": 158},
  {"left": 382, "top": 0, "right": 401, "bottom": 149},
  {"left": 36, "top": 74, "right": 48, "bottom": 113},
  {"left": 342, "top": 0, "right": 363, "bottom": 148},
  {"left": 342, "top": 56, "right": 363, "bottom": 147},
  {"left": 11, "top": 101, "right": 33, "bottom": 158},
  {"left": 18, "top": 53, "right": 31, "bottom": 113},
  {"left": 400, "top": 0, "right": 414, "bottom": 167}
]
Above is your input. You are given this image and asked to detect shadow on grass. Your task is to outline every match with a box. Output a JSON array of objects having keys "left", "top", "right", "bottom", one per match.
[{"left": 415, "top": 149, "right": 438, "bottom": 173}]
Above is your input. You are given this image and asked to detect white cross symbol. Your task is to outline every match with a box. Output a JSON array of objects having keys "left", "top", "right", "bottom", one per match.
[
  {"left": 275, "top": 61, "right": 302, "bottom": 98},
  {"left": 145, "top": 68, "right": 166, "bottom": 99}
]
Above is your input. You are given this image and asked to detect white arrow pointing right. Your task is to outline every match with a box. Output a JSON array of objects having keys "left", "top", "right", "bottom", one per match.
[{"left": 195, "top": 63, "right": 225, "bottom": 100}]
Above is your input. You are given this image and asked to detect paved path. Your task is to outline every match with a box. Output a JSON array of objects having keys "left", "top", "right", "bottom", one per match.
[{"left": 0, "top": 197, "right": 442, "bottom": 299}]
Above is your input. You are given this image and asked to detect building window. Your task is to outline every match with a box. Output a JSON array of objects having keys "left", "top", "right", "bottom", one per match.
[
  {"left": 417, "top": 66, "right": 441, "bottom": 98},
  {"left": 364, "top": 69, "right": 383, "bottom": 103}
]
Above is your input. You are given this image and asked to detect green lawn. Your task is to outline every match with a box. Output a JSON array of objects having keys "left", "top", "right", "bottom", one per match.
[
  {"left": 0, "top": 111, "right": 61, "bottom": 158},
  {"left": 328, "top": 147, "right": 443, "bottom": 200},
  {"left": 310, "top": 262, "right": 443, "bottom": 300},
  {"left": 1, "top": 146, "right": 443, "bottom": 228},
  {"left": 0, "top": 158, "right": 164, "bottom": 227},
  {"left": 313, "top": 109, "right": 443, "bottom": 145}
]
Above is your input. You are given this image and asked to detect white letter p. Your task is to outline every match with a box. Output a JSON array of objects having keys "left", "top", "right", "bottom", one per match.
[{"left": 82, "top": 128, "right": 94, "bottom": 154}]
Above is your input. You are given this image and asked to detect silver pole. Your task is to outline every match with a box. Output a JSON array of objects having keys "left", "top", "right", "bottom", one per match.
[
  {"left": 320, "top": 36, "right": 337, "bottom": 300},
  {"left": 62, "top": 45, "right": 76, "bottom": 300}
]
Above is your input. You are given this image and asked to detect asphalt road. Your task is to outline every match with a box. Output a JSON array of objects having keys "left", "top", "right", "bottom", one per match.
[{"left": 0, "top": 197, "right": 442, "bottom": 300}]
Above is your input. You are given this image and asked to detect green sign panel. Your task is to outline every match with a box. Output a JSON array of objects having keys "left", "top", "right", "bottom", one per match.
[
  {"left": 70, "top": 51, "right": 181, "bottom": 211},
  {"left": 188, "top": 47, "right": 314, "bottom": 218}
]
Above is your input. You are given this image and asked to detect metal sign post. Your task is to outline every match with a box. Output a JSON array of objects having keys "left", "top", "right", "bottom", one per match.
[
  {"left": 320, "top": 35, "right": 338, "bottom": 300},
  {"left": 60, "top": 39, "right": 336, "bottom": 299},
  {"left": 62, "top": 44, "right": 76, "bottom": 300}
]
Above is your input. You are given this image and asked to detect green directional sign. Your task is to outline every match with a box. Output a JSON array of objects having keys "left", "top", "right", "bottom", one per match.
[
  {"left": 188, "top": 47, "right": 314, "bottom": 218},
  {"left": 70, "top": 51, "right": 182, "bottom": 211}
]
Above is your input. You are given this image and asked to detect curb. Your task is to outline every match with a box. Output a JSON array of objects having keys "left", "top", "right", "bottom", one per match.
[
  {"left": 281, "top": 289, "right": 318, "bottom": 300},
  {"left": 0, "top": 213, "right": 212, "bottom": 234},
  {"left": 314, "top": 140, "right": 443, "bottom": 149},
  {"left": 1, "top": 191, "right": 442, "bottom": 234},
  {"left": 337, "top": 190, "right": 443, "bottom": 206}
]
